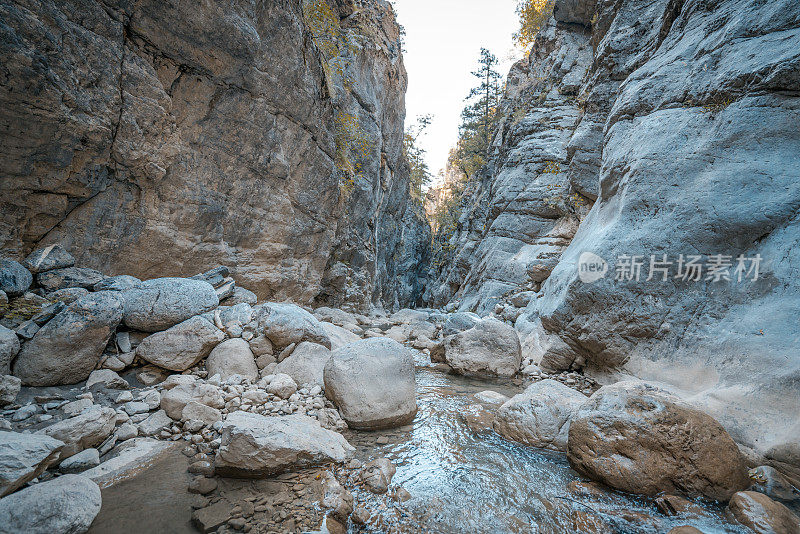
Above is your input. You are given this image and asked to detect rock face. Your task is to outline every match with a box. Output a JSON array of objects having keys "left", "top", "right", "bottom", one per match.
[
  {"left": 135, "top": 316, "right": 225, "bottom": 371},
  {"left": 122, "top": 278, "right": 219, "bottom": 332},
  {"left": 727, "top": 491, "right": 800, "bottom": 534},
  {"left": 0, "top": 474, "right": 102, "bottom": 534},
  {"left": 13, "top": 292, "right": 124, "bottom": 386},
  {"left": 0, "top": 431, "right": 64, "bottom": 497},
  {"left": 567, "top": 382, "right": 750, "bottom": 501},
  {"left": 323, "top": 338, "right": 417, "bottom": 429},
  {"left": 426, "top": 0, "right": 800, "bottom": 458},
  {"left": 0, "top": 0, "right": 429, "bottom": 310},
  {"left": 444, "top": 318, "right": 521, "bottom": 377},
  {"left": 214, "top": 412, "right": 354, "bottom": 477}
]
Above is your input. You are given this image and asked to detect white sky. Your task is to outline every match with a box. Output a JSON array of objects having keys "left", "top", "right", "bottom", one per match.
[{"left": 391, "top": 0, "right": 522, "bottom": 181}]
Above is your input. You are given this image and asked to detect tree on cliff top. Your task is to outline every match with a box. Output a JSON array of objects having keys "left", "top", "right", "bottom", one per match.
[{"left": 514, "top": 0, "right": 555, "bottom": 49}]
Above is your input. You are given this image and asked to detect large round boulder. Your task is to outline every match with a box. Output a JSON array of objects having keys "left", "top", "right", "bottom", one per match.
[
  {"left": 13, "top": 292, "right": 124, "bottom": 386},
  {"left": 727, "top": 491, "right": 800, "bottom": 533},
  {"left": 567, "top": 381, "right": 750, "bottom": 501},
  {"left": 0, "top": 259, "right": 32, "bottom": 297},
  {"left": 444, "top": 318, "right": 521, "bottom": 377},
  {"left": 205, "top": 338, "right": 258, "bottom": 380},
  {"left": 274, "top": 342, "right": 331, "bottom": 387},
  {"left": 135, "top": 316, "right": 225, "bottom": 372},
  {"left": 121, "top": 277, "right": 219, "bottom": 332},
  {"left": 323, "top": 338, "right": 417, "bottom": 430},
  {"left": 254, "top": 303, "right": 331, "bottom": 350}
]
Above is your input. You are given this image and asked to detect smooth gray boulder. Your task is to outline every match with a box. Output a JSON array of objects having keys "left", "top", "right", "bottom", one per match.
[
  {"left": 135, "top": 316, "right": 224, "bottom": 372},
  {"left": 320, "top": 322, "right": 360, "bottom": 350},
  {"left": 13, "top": 292, "right": 124, "bottom": 386},
  {"left": 38, "top": 405, "right": 116, "bottom": 458},
  {"left": 324, "top": 338, "right": 417, "bottom": 430},
  {"left": 442, "top": 312, "right": 481, "bottom": 337},
  {"left": 0, "top": 474, "right": 101, "bottom": 533},
  {"left": 222, "top": 286, "right": 257, "bottom": 306},
  {"left": 121, "top": 277, "right": 219, "bottom": 332},
  {"left": 0, "top": 431, "right": 64, "bottom": 497},
  {"left": 214, "top": 412, "right": 354, "bottom": 477},
  {"left": 0, "top": 375, "right": 21, "bottom": 406},
  {"left": 21, "top": 244, "right": 75, "bottom": 273},
  {"left": 254, "top": 302, "right": 331, "bottom": 350},
  {"left": 0, "top": 326, "right": 19, "bottom": 376},
  {"left": 274, "top": 342, "right": 331, "bottom": 387},
  {"left": 58, "top": 448, "right": 100, "bottom": 474},
  {"left": 0, "top": 259, "right": 31, "bottom": 297},
  {"left": 160, "top": 382, "right": 224, "bottom": 420},
  {"left": 36, "top": 267, "right": 105, "bottom": 291},
  {"left": 444, "top": 318, "right": 521, "bottom": 377},
  {"left": 92, "top": 275, "right": 140, "bottom": 292},
  {"left": 205, "top": 338, "right": 257, "bottom": 380},
  {"left": 266, "top": 373, "right": 297, "bottom": 399}
]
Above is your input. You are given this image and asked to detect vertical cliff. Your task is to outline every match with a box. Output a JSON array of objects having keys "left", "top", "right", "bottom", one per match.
[{"left": 0, "top": 0, "right": 429, "bottom": 309}]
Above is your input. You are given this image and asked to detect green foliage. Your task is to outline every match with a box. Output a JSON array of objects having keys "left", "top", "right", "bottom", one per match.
[
  {"left": 514, "top": 0, "right": 555, "bottom": 49},
  {"left": 404, "top": 114, "right": 433, "bottom": 202},
  {"left": 334, "top": 110, "right": 373, "bottom": 198}
]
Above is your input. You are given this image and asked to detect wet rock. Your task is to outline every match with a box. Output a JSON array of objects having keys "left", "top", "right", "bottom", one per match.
[
  {"left": 358, "top": 457, "right": 396, "bottom": 494},
  {"left": 21, "top": 244, "right": 75, "bottom": 274},
  {"left": 59, "top": 447, "right": 100, "bottom": 474},
  {"left": 351, "top": 506, "right": 370, "bottom": 525},
  {"left": 36, "top": 266, "right": 105, "bottom": 291},
  {"left": 567, "top": 381, "right": 750, "bottom": 501},
  {"left": 727, "top": 491, "right": 800, "bottom": 533},
  {"left": 393, "top": 487, "right": 412, "bottom": 502},
  {"left": 93, "top": 275, "right": 140, "bottom": 292},
  {"left": 667, "top": 527, "right": 704, "bottom": 534},
  {"left": 0, "top": 259, "right": 32, "bottom": 297},
  {"left": 266, "top": 373, "right": 298, "bottom": 399},
  {"left": 136, "top": 316, "right": 225, "bottom": 371},
  {"left": 324, "top": 338, "right": 417, "bottom": 430},
  {"left": 86, "top": 369, "right": 129, "bottom": 390},
  {"left": 748, "top": 466, "right": 800, "bottom": 503},
  {"left": 254, "top": 302, "right": 331, "bottom": 350},
  {"left": 444, "top": 318, "right": 521, "bottom": 377},
  {"left": 214, "top": 412, "right": 354, "bottom": 477},
  {"left": 206, "top": 338, "right": 258, "bottom": 380},
  {"left": 38, "top": 405, "right": 116, "bottom": 458},
  {"left": 0, "top": 326, "right": 20, "bottom": 376},
  {"left": 0, "top": 431, "right": 64, "bottom": 497},
  {"left": 161, "top": 382, "right": 224, "bottom": 420},
  {"left": 655, "top": 495, "right": 706, "bottom": 517},
  {"left": 274, "top": 342, "right": 331, "bottom": 387},
  {"left": 321, "top": 472, "right": 353, "bottom": 523},
  {"left": 13, "top": 292, "right": 124, "bottom": 386},
  {"left": 473, "top": 390, "right": 510, "bottom": 405},
  {"left": 461, "top": 404, "right": 496, "bottom": 433},
  {"left": 0, "top": 474, "right": 101, "bottom": 533},
  {"left": 0, "top": 375, "right": 21, "bottom": 406},
  {"left": 494, "top": 379, "right": 587, "bottom": 451},
  {"left": 122, "top": 277, "right": 219, "bottom": 332}
]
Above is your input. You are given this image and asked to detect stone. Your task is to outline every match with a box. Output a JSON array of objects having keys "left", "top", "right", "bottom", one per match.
[
  {"left": 122, "top": 277, "right": 219, "bottom": 332},
  {"left": 30, "top": 301, "right": 65, "bottom": 325},
  {"left": 0, "top": 474, "right": 101, "bottom": 533},
  {"left": 461, "top": 404, "right": 496, "bottom": 433},
  {"left": 59, "top": 447, "right": 100, "bottom": 474},
  {"left": 321, "top": 472, "right": 353, "bottom": 523},
  {"left": 442, "top": 312, "right": 481, "bottom": 337},
  {"left": 47, "top": 287, "right": 89, "bottom": 304},
  {"left": 214, "top": 412, "right": 354, "bottom": 477},
  {"left": 188, "top": 476, "right": 218, "bottom": 495},
  {"left": 274, "top": 342, "right": 331, "bottom": 387},
  {"left": 654, "top": 495, "right": 706, "bottom": 517},
  {"left": 254, "top": 302, "right": 331, "bottom": 350},
  {"left": 389, "top": 308, "right": 428, "bottom": 324},
  {"left": 12, "top": 405, "right": 37, "bottom": 421},
  {"left": 0, "top": 375, "right": 21, "bottom": 406},
  {"left": 320, "top": 322, "right": 361, "bottom": 350},
  {"left": 136, "top": 316, "right": 225, "bottom": 372},
  {"left": 93, "top": 275, "right": 141, "bottom": 292},
  {"left": 728, "top": 491, "right": 800, "bottom": 534},
  {"left": 193, "top": 501, "right": 232, "bottom": 534},
  {"left": 124, "top": 401, "right": 151, "bottom": 416},
  {"left": 206, "top": 338, "right": 257, "bottom": 381},
  {"left": 266, "top": 373, "right": 298, "bottom": 399},
  {"left": 21, "top": 244, "right": 75, "bottom": 274},
  {"left": 473, "top": 390, "right": 510, "bottom": 405},
  {"left": 324, "top": 338, "right": 417, "bottom": 430},
  {"left": 137, "top": 410, "right": 173, "bottom": 437},
  {"left": 86, "top": 369, "right": 129, "bottom": 390},
  {"left": 36, "top": 267, "right": 106, "bottom": 291},
  {"left": 748, "top": 466, "right": 800, "bottom": 504},
  {"left": 222, "top": 286, "right": 257, "bottom": 306},
  {"left": 0, "top": 259, "right": 32, "bottom": 297},
  {"left": 444, "top": 318, "right": 521, "bottom": 377},
  {"left": 114, "top": 423, "right": 139, "bottom": 441},
  {"left": 0, "top": 431, "right": 64, "bottom": 497},
  {"left": 13, "top": 292, "right": 124, "bottom": 386},
  {"left": 160, "top": 382, "right": 223, "bottom": 420},
  {"left": 62, "top": 399, "right": 95, "bottom": 417},
  {"left": 38, "top": 405, "right": 116, "bottom": 458},
  {"left": 358, "top": 457, "right": 396, "bottom": 494},
  {"left": 181, "top": 402, "right": 222, "bottom": 426},
  {"left": 14, "top": 319, "right": 39, "bottom": 340},
  {"left": 494, "top": 379, "right": 587, "bottom": 451},
  {"left": 667, "top": 528, "right": 704, "bottom": 534},
  {"left": 82, "top": 438, "right": 176, "bottom": 487},
  {"left": 248, "top": 335, "right": 273, "bottom": 358},
  {"left": 567, "top": 381, "right": 750, "bottom": 501}
]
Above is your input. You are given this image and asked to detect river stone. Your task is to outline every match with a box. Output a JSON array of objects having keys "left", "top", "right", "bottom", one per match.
[
  {"left": 0, "top": 431, "right": 64, "bottom": 497},
  {"left": 93, "top": 275, "right": 140, "bottom": 292},
  {"left": 0, "top": 474, "right": 101, "bottom": 533},
  {"left": 0, "top": 325, "right": 20, "bottom": 376},
  {"left": 494, "top": 379, "right": 587, "bottom": 451},
  {"left": 181, "top": 402, "right": 222, "bottom": 426},
  {"left": 727, "top": 491, "right": 800, "bottom": 533},
  {"left": 214, "top": 412, "right": 354, "bottom": 477},
  {"left": 36, "top": 266, "right": 106, "bottom": 291},
  {"left": 567, "top": 381, "right": 750, "bottom": 501},
  {"left": 205, "top": 338, "right": 257, "bottom": 380},
  {"left": 0, "top": 375, "right": 21, "bottom": 406},
  {"left": 444, "top": 318, "right": 522, "bottom": 377},
  {"left": 358, "top": 457, "right": 396, "bottom": 494},
  {"left": 85, "top": 369, "right": 129, "bottom": 390},
  {"left": 222, "top": 286, "right": 257, "bottom": 306},
  {"left": 748, "top": 466, "right": 800, "bottom": 503},
  {"left": 21, "top": 244, "right": 75, "bottom": 274},
  {"left": 320, "top": 322, "right": 361, "bottom": 350},
  {"left": 13, "top": 292, "right": 124, "bottom": 386},
  {"left": 38, "top": 405, "right": 116, "bottom": 458},
  {"left": 47, "top": 287, "right": 89, "bottom": 304},
  {"left": 442, "top": 312, "right": 481, "bottom": 336},
  {"left": 274, "top": 342, "right": 331, "bottom": 387},
  {"left": 121, "top": 277, "right": 219, "bottom": 332},
  {"left": 254, "top": 302, "right": 331, "bottom": 350},
  {"left": 266, "top": 373, "right": 297, "bottom": 399},
  {"left": 324, "top": 338, "right": 417, "bottom": 430},
  {"left": 136, "top": 316, "right": 225, "bottom": 371},
  {"left": 0, "top": 259, "right": 32, "bottom": 297},
  {"left": 59, "top": 447, "right": 100, "bottom": 474},
  {"left": 160, "top": 382, "right": 224, "bottom": 420}
]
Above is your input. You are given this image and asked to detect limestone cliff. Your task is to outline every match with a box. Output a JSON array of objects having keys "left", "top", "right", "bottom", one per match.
[
  {"left": 0, "top": 0, "right": 429, "bottom": 309},
  {"left": 429, "top": 0, "right": 800, "bottom": 463}
]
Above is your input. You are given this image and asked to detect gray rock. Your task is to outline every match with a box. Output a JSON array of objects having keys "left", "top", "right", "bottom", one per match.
[
  {"left": 442, "top": 312, "right": 481, "bottom": 337},
  {"left": 215, "top": 278, "right": 235, "bottom": 301},
  {"left": 93, "top": 275, "right": 141, "bottom": 292},
  {"left": 320, "top": 322, "right": 361, "bottom": 350},
  {"left": 59, "top": 447, "right": 100, "bottom": 474},
  {"left": 358, "top": 457, "right": 396, "bottom": 494},
  {"left": 205, "top": 338, "right": 257, "bottom": 380},
  {"left": 0, "top": 376, "right": 21, "bottom": 407},
  {"left": 444, "top": 318, "right": 521, "bottom": 377},
  {"left": 62, "top": 399, "right": 94, "bottom": 417},
  {"left": 38, "top": 405, "right": 116, "bottom": 458},
  {"left": 137, "top": 410, "right": 173, "bottom": 437},
  {"left": 266, "top": 373, "right": 297, "bottom": 400},
  {"left": 13, "top": 292, "right": 124, "bottom": 386},
  {"left": 248, "top": 334, "right": 273, "bottom": 359},
  {"left": 160, "top": 382, "right": 223, "bottom": 420},
  {"left": 181, "top": 402, "right": 222, "bottom": 426},
  {"left": 0, "top": 431, "right": 64, "bottom": 497},
  {"left": 114, "top": 423, "right": 139, "bottom": 442},
  {"left": 0, "top": 259, "right": 32, "bottom": 297},
  {"left": 221, "top": 286, "right": 257, "bottom": 306},
  {"left": 324, "top": 338, "right": 417, "bottom": 430},
  {"left": 135, "top": 316, "right": 225, "bottom": 372},
  {"left": 0, "top": 291, "right": 5, "bottom": 307},
  {"left": 0, "top": 474, "right": 101, "bottom": 533},
  {"left": 122, "top": 277, "right": 219, "bottom": 332},
  {"left": 14, "top": 320, "right": 39, "bottom": 340},
  {"left": 274, "top": 342, "right": 331, "bottom": 387},
  {"left": 0, "top": 326, "right": 20, "bottom": 376},
  {"left": 46, "top": 287, "right": 88, "bottom": 304},
  {"left": 214, "top": 412, "right": 354, "bottom": 477},
  {"left": 254, "top": 302, "right": 331, "bottom": 350},
  {"left": 85, "top": 369, "right": 129, "bottom": 390},
  {"left": 11, "top": 405, "right": 37, "bottom": 422},
  {"left": 36, "top": 267, "right": 106, "bottom": 291},
  {"left": 81, "top": 438, "right": 176, "bottom": 487},
  {"left": 21, "top": 244, "right": 75, "bottom": 274},
  {"left": 30, "top": 301, "right": 65, "bottom": 325}
]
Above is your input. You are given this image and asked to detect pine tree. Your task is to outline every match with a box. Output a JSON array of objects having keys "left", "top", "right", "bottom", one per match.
[{"left": 404, "top": 114, "right": 433, "bottom": 201}]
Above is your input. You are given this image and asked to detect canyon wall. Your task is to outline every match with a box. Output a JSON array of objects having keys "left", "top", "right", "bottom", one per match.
[
  {"left": 0, "top": 0, "right": 429, "bottom": 309},
  {"left": 429, "top": 0, "right": 800, "bottom": 464}
]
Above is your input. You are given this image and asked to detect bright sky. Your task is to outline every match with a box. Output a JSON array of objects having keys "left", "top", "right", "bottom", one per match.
[{"left": 391, "top": 0, "right": 522, "bottom": 182}]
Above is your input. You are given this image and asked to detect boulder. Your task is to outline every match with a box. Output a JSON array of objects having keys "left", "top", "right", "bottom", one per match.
[
  {"left": 0, "top": 431, "right": 64, "bottom": 497},
  {"left": 222, "top": 286, "right": 258, "bottom": 306},
  {"left": 21, "top": 244, "right": 75, "bottom": 274},
  {"left": 160, "top": 382, "right": 224, "bottom": 420},
  {"left": 46, "top": 287, "right": 89, "bottom": 304},
  {"left": 0, "top": 259, "right": 32, "bottom": 297},
  {"left": 254, "top": 302, "right": 331, "bottom": 350},
  {"left": 137, "top": 410, "right": 173, "bottom": 437},
  {"left": 274, "top": 342, "right": 331, "bottom": 387},
  {"left": 473, "top": 390, "right": 509, "bottom": 405},
  {"left": 85, "top": 369, "right": 129, "bottom": 390},
  {"left": 93, "top": 275, "right": 140, "bottom": 292},
  {"left": 248, "top": 334, "right": 273, "bottom": 358},
  {"left": 748, "top": 465, "right": 800, "bottom": 503},
  {"left": 389, "top": 308, "right": 428, "bottom": 324},
  {"left": 59, "top": 448, "right": 100, "bottom": 474},
  {"left": 320, "top": 322, "right": 361, "bottom": 350},
  {"left": 567, "top": 381, "right": 750, "bottom": 501},
  {"left": 36, "top": 267, "right": 105, "bottom": 291},
  {"left": 358, "top": 457, "right": 396, "bottom": 494},
  {"left": 121, "top": 277, "right": 219, "bottom": 332},
  {"left": 323, "top": 338, "right": 417, "bottom": 430},
  {"left": 205, "top": 338, "right": 257, "bottom": 380},
  {"left": 214, "top": 412, "right": 354, "bottom": 477},
  {"left": 0, "top": 474, "right": 101, "bottom": 533},
  {"left": 136, "top": 316, "right": 225, "bottom": 372},
  {"left": 266, "top": 373, "right": 298, "bottom": 399},
  {"left": 181, "top": 402, "right": 222, "bottom": 426},
  {"left": 321, "top": 472, "right": 353, "bottom": 523},
  {"left": 38, "top": 405, "right": 116, "bottom": 458},
  {"left": 0, "top": 325, "right": 20, "bottom": 376},
  {"left": 0, "top": 375, "right": 21, "bottom": 406},
  {"left": 727, "top": 491, "right": 800, "bottom": 533},
  {"left": 493, "top": 379, "right": 587, "bottom": 451},
  {"left": 443, "top": 318, "right": 521, "bottom": 377},
  {"left": 13, "top": 292, "right": 124, "bottom": 386}
]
